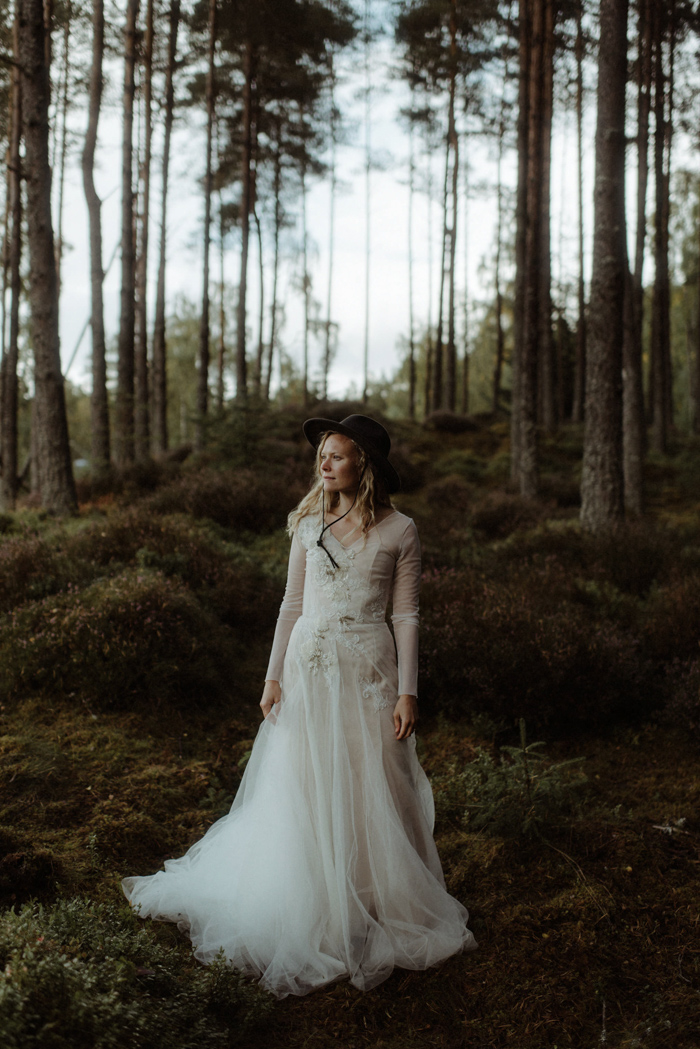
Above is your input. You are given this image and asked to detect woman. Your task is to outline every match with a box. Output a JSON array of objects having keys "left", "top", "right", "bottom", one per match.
[{"left": 123, "top": 415, "right": 476, "bottom": 998}]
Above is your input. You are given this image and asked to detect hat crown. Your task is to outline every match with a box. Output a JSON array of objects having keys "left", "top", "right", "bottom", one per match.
[{"left": 337, "top": 415, "right": 391, "bottom": 456}]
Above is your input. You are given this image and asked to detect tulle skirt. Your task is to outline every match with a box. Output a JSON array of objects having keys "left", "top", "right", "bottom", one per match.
[{"left": 122, "top": 617, "right": 476, "bottom": 997}]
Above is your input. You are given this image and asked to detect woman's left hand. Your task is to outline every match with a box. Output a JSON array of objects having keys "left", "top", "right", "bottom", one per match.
[{"left": 393, "top": 694, "right": 418, "bottom": 740}]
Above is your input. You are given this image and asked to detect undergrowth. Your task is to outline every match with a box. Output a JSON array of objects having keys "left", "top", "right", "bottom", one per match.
[{"left": 0, "top": 898, "right": 272, "bottom": 1048}]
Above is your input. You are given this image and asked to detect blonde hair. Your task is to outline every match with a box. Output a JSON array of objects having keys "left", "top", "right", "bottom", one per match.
[{"left": 288, "top": 431, "right": 393, "bottom": 536}]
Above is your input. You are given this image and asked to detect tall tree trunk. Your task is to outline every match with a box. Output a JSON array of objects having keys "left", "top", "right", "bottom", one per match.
[
  {"left": 571, "top": 0, "right": 586, "bottom": 423},
  {"left": 650, "top": 3, "right": 672, "bottom": 454},
  {"left": 461, "top": 132, "right": 470, "bottom": 414},
  {"left": 115, "top": 0, "right": 139, "bottom": 467},
  {"left": 361, "top": 0, "right": 372, "bottom": 403},
  {"left": 217, "top": 175, "right": 225, "bottom": 411},
  {"left": 301, "top": 151, "right": 310, "bottom": 408},
  {"left": 493, "top": 71, "right": 507, "bottom": 414},
  {"left": 134, "top": 0, "right": 154, "bottom": 461},
  {"left": 407, "top": 104, "right": 416, "bottom": 419},
  {"left": 512, "top": 0, "right": 542, "bottom": 498},
  {"left": 696, "top": 175, "right": 700, "bottom": 435},
  {"left": 0, "top": 12, "right": 22, "bottom": 509},
  {"left": 444, "top": 0, "right": 458, "bottom": 412},
  {"left": 196, "top": 0, "right": 216, "bottom": 446},
  {"left": 254, "top": 206, "right": 265, "bottom": 396},
  {"left": 54, "top": 4, "right": 70, "bottom": 296},
  {"left": 537, "top": 0, "right": 555, "bottom": 432},
  {"left": 323, "top": 54, "right": 337, "bottom": 403},
  {"left": 433, "top": 126, "right": 450, "bottom": 412},
  {"left": 511, "top": 0, "right": 530, "bottom": 485},
  {"left": 424, "top": 126, "right": 434, "bottom": 416},
  {"left": 82, "top": 0, "right": 109, "bottom": 474},
  {"left": 265, "top": 125, "right": 282, "bottom": 402},
  {"left": 235, "top": 37, "right": 254, "bottom": 403},
  {"left": 19, "top": 0, "right": 76, "bottom": 513},
  {"left": 152, "top": 0, "right": 179, "bottom": 455},
  {"left": 623, "top": 0, "right": 652, "bottom": 512},
  {"left": 580, "top": 0, "right": 627, "bottom": 533}
]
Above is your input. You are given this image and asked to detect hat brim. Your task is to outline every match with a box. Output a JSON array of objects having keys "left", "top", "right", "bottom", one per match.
[{"left": 303, "top": 417, "right": 401, "bottom": 494}]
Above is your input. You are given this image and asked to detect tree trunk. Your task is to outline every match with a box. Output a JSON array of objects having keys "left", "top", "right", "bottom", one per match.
[
  {"left": 0, "top": 12, "right": 22, "bottom": 509},
  {"left": 82, "top": 0, "right": 109, "bottom": 474},
  {"left": 301, "top": 151, "right": 310, "bottom": 408},
  {"left": 323, "top": 54, "right": 337, "bottom": 404},
  {"left": 407, "top": 106, "right": 416, "bottom": 419},
  {"left": 650, "top": 2, "right": 672, "bottom": 455},
  {"left": 265, "top": 125, "right": 282, "bottom": 402},
  {"left": 19, "top": 0, "right": 76, "bottom": 513},
  {"left": 151, "top": 0, "right": 179, "bottom": 455},
  {"left": 511, "top": 0, "right": 530, "bottom": 486},
  {"left": 433, "top": 126, "right": 450, "bottom": 412},
  {"left": 444, "top": 0, "right": 458, "bottom": 412},
  {"left": 362, "top": 0, "right": 371, "bottom": 404},
  {"left": 580, "top": 0, "right": 627, "bottom": 533},
  {"left": 217, "top": 174, "right": 225, "bottom": 411},
  {"left": 424, "top": 127, "right": 434, "bottom": 416},
  {"left": 537, "top": 0, "right": 555, "bottom": 432},
  {"left": 623, "top": 0, "right": 652, "bottom": 513},
  {"left": 512, "top": 0, "right": 542, "bottom": 498},
  {"left": 134, "top": 0, "right": 154, "bottom": 461},
  {"left": 196, "top": 0, "right": 216, "bottom": 446},
  {"left": 235, "top": 37, "right": 254, "bottom": 403},
  {"left": 571, "top": 0, "right": 586, "bottom": 423},
  {"left": 115, "top": 0, "right": 139, "bottom": 467},
  {"left": 254, "top": 206, "right": 265, "bottom": 396},
  {"left": 54, "top": 5, "right": 71, "bottom": 296},
  {"left": 493, "top": 76, "right": 506, "bottom": 414}
]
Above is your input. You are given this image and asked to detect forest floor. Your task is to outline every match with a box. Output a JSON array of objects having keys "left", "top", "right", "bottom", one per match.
[
  {"left": 1, "top": 699, "right": 699, "bottom": 1048},
  {"left": 1, "top": 410, "right": 700, "bottom": 1048}
]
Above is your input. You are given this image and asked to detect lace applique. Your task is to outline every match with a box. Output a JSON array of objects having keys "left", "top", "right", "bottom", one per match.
[
  {"left": 299, "top": 617, "right": 336, "bottom": 678},
  {"left": 361, "top": 679, "right": 391, "bottom": 713}
]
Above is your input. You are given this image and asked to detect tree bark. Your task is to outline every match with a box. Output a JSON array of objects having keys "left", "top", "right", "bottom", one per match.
[
  {"left": 19, "top": 0, "right": 76, "bottom": 513},
  {"left": 265, "top": 121, "right": 282, "bottom": 402},
  {"left": 580, "top": 0, "right": 627, "bottom": 533},
  {"left": 82, "top": 0, "right": 109, "bottom": 475},
  {"left": 537, "top": 0, "right": 555, "bottom": 432},
  {"left": 571, "top": 0, "right": 586, "bottom": 423},
  {"left": 134, "top": 0, "right": 154, "bottom": 461},
  {"left": 512, "top": 0, "right": 542, "bottom": 498},
  {"left": 115, "top": 0, "right": 139, "bottom": 467},
  {"left": 323, "top": 54, "right": 337, "bottom": 404},
  {"left": 432, "top": 126, "right": 450, "bottom": 412},
  {"left": 152, "top": 0, "right": 179, "bottom": 456},
  {"left": 650, "top": 2, "right": 672, "bottom": 455},
  {"left": 196, "top": 0, "right": 216, "bottom": 445},
  {"left": 54, "top": 5, "right": 71, "bottom": 296},
  {"left": 0, "top": 12, "right": 22, "bottom": 509},
  {"left": 511, "top": 0, "right": 530, "bottom": 473},
  {"left": 623, "top": 0, "right": 652, "bottom": 513},
  {"left": 444, "top": 0, "right": 458, "bottom": 412},
  {"left": 235, "top": 37, "right": 253, "bottom": 403}
]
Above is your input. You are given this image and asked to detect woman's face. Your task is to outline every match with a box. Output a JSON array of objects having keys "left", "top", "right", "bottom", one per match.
[{"left": 319, "top": 434, "right": 361, "bottom": 496}]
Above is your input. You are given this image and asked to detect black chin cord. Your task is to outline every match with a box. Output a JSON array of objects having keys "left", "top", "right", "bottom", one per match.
[{"left": 317, "top": 469, "right": 366, "bottom": 570}]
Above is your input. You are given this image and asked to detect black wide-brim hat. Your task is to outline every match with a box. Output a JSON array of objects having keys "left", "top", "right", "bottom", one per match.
[{"left": 303, "top": 414, "right": 401, "bottom": 494}]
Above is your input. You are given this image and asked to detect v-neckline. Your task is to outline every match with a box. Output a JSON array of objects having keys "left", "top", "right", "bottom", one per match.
[{"left": 324, "top": 510, "right": 398, "bottom": 551}]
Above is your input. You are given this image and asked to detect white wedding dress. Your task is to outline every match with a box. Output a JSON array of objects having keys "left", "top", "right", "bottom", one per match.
[{"left": 122, "top": 510, "right": 476, "bottom": 997}]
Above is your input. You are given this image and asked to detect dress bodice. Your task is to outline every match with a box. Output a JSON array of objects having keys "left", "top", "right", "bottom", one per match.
[{"left": 266, "top": 510, "right": 421, "bottom": 696}]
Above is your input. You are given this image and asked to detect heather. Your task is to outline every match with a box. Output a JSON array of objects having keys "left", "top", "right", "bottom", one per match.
[{"left": 1, "top": 412, "right": 700, "bottom": 1048}]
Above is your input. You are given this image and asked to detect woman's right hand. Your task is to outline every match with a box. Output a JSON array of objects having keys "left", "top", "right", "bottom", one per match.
[{"left": 260, "top": 680, "right": 282, "bottom": 719}]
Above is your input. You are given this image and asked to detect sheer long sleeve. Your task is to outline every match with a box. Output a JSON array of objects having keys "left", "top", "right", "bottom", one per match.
[
  {"left": 265, "top": 531, "right": 306, "bottom": 682},
  {"left": 390, "top": 520, "right": 421, "bottom": 698}
]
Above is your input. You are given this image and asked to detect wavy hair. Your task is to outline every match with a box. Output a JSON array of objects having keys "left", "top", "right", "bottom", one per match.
[{"left": 288, "top": 431, "right": 393, "bottom": 537}]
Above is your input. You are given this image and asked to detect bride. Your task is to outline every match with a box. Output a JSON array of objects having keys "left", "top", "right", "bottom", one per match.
[{"left": 122, "top": 414, "right": 476, "bottom": 997}]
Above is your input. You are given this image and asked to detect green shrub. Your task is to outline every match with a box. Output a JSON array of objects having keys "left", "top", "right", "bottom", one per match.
[
  {"left": 64, "top": 510, "right": 281, "bottom": 636},
  {"left": 0, "top": 897, "right": 272, "bottom": 1049},
  {"left": 432, "top": 721, "right": 587, "bottom": 837},
  {"left": 0, "top": 536, "right": 94, "bottom": 613},
  {"left": 144, "top": 467, "right": 306, "bottom": 532},
  {"left": 418, "top": 564, "right": 649, "bottom": 731},
  {"left": 0, "top": 570, "right": 238, "bottom": 710}
]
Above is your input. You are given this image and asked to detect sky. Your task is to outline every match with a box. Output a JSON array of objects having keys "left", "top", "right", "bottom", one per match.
[{"left": 54, "top": 14, "right": 599, "bottom": 403}]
